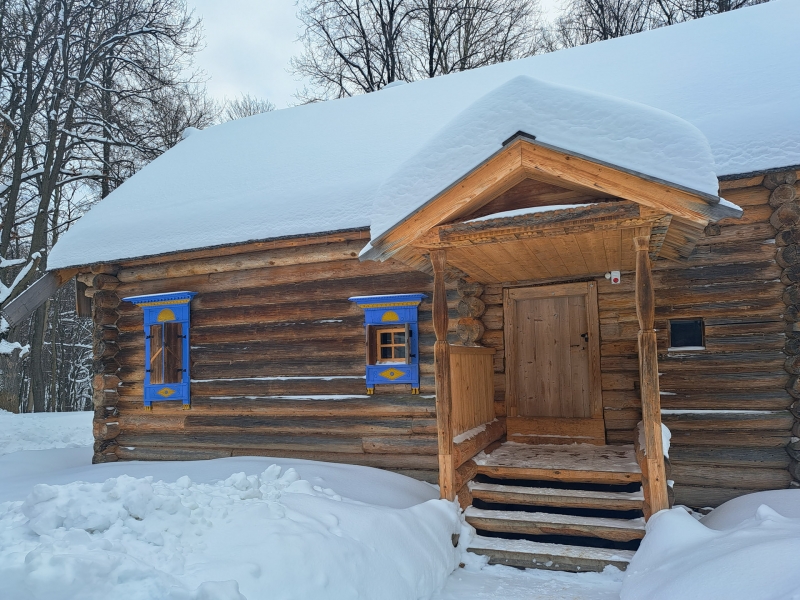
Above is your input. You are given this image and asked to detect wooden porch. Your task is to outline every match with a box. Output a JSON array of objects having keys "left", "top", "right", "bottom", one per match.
[
  {"left": 362, "top": 135, "right": 740, "bottom": 570},
  {"left": 465, "top": 441, "right": 645, "bottom": 572}
]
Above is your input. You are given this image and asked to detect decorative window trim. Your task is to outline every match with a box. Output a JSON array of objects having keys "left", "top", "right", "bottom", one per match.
[
  {"left": 123, "top": 291, "right": 197, "bottom": 410},
  {"left": 350, "top": 293, "right": 425, "bottom": 394}
]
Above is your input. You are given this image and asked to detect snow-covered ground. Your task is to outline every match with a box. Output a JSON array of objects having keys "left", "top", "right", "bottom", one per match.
[
  {"left": 2, "top": 410, "right": 798, "bottom": 599},
  {"left": 0, "top": 411, "right": 623, "bottom": 599},
  {"left": 0, "top": 409, "right": 93, "bottom": 455}
]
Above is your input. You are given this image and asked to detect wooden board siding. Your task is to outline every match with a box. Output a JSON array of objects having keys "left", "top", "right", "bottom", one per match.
[
  {"left": 88, "top": 232, "right": 460, "bottom": 483},
  {"left": 480, "top": 173, "right": 799, "bottom": 507}
]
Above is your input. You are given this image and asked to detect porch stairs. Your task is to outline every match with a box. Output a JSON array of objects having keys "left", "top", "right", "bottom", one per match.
[{"left": 464, "top": 443, "right": 645, "bottom": 573}]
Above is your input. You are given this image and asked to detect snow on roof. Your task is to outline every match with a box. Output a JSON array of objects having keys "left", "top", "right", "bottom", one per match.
[
  {"left": 368, "top": 75, "right": 719, "bottom": 242},
  {"left": 48, "top": 1, "right": 800, "bottom": 269}
]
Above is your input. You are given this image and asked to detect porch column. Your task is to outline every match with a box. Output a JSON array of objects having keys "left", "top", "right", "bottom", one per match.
[
  {"left": 431, "top": 250, "right": 455, "bottom": 500},
  {"left": 634, "top": 230, "right": 669, "bottom": 514}
]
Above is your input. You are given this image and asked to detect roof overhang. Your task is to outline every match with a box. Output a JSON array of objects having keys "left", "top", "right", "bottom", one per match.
[{"left": 362, "top": 136, "right": 741, "bottom": 275}]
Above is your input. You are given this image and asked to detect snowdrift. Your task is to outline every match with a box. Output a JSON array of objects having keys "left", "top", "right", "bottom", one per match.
[
  {"left": 621, "top": 489, "right": 800, "bottom": 600},
  {"left": 0, "top": 463, "right": 461, "bottom": 600}
]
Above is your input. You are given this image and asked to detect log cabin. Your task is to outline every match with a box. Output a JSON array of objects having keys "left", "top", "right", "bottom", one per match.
[{"left": 8, "top": 0, "right": 799, "bottom": 572}]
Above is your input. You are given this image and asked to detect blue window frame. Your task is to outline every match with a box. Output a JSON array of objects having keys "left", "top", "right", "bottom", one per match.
[
  {"left": 123, "top": 291, "right": 196, "bottom": 410},
  {"left": 349, "top": 293, "right": 425, "bottom": 394}
]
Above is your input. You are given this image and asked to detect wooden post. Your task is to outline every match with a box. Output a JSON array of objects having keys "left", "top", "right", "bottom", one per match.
[
  {"left": 431, "top": 250, "right": 455, "bottom": 500},
  {"left": 634, "top": 230, "right": 669, "bottom": 515}
]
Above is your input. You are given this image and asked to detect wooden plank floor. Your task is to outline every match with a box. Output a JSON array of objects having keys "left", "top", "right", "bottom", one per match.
[{"left": 474, "top": 442, "right": 642, "bottom": 483}]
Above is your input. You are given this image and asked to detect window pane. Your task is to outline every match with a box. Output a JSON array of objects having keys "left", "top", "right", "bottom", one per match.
[
  {"left": 380, "top": 347, "right": 393, "bottom": 359},
  {"left": 163, "top": 322, "right": 183, "bottom": 384},
  {"left": 394, "top": 346, "right": 406, "bottom": 359},
  {"left": 670, "top": 319, "right": 704, "bottom": 348},
  {"left": 394, "top": 332, "right": 406, "bottom": 344},
  {"left": 380, "top": 332, "right": 393, "bottom": 345},
  {"left": 149, "top": 324, "right": 164, "bottom": 384}
]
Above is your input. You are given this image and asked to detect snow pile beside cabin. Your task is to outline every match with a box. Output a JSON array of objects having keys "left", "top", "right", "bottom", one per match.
[
  {"left": 620, "top": 489, "right": 800, "bottom": 600},
  {"left": 368, "top": 76, "right": 718, "bottom": 243},
  {"left": 47, "top": 0, "right": 800, "bottom": 270},
  {"left": 0, "top": 463, "right": 461, "bottom": 600},
  {"left": 0, "top": 410, "right": 93, "bottom": 456}
]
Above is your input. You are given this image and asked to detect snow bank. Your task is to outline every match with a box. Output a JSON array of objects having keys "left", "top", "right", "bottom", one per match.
[
  {"left": 620, "top": 490, "right": 800, "bottom": 600},
  {"left": 48, "top": 0, "right": 800, "bottom": 269},
  {"left": 0, "top": 465, "right": 461, "bottom": 600},
  {"left": 700, "top": 489, "right": 800, "bottom": 530},
  {"left": 0, "top": 410, "right": 93, "bottom": 456},
  {"left": 369, "top": 76, "right": 718, "bottom": 242}
]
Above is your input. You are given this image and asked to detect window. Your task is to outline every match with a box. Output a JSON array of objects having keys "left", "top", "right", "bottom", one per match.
[
  {"left": 123, "top": 292, "right": 196, "bottom": 409},
  {"left": 149, "top": 322, "right": 183, "bottom": 384},
  {"left": 669, "top": 318, "right": 704, "bottom": 350},
  {"left": 374, "top": 325, "right": 409, "bottom": 363},
  {"left": 350, "top": 294, "right": 425, "bottom": 394}
]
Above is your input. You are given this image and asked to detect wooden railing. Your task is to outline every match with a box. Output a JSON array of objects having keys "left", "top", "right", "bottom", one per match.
[
  {"left": 430, "top": 250, "right": 505, "bottom": 505},
  {"left": 450, "top": 346, "right": 496, "bottom": 437}
]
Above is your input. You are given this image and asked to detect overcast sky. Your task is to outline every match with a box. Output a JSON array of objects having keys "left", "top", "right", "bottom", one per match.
[{"left": 185, "top": 0, "right": 560, "bottom": 109}]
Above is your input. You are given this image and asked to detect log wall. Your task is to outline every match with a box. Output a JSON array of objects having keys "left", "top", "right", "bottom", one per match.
[
  {"left": 86, "top": 172, "right": 800, "bottom": 505},
  {"left": 87, "top": 231, "right": 460, "bottom": 483},
  {"left": 479, "top": 172, "right": 799, "bottom": 508}
]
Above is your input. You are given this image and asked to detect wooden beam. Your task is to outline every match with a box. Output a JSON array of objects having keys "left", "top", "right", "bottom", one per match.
[
  {"left": 634, "top": 229, "right": 669, "bottom": 516},
  {"left": 431, "top": 249, "right": 455, "bottom": 500}
]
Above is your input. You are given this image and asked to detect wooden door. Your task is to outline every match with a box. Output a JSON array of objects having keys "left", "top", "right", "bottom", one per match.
[{"left": 504, "top": 282, "right": 605, "bottom": 444}]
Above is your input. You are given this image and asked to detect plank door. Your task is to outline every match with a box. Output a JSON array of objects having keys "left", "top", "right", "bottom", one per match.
[{"left": 504, "top": 282, "right": 605, "bottom": 444}]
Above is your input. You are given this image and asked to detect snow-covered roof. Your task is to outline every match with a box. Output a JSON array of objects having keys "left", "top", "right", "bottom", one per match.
[
  {"left": 367, "top": 75, "right": 721, "bottom": 243},
  {"left": 48, "top": 1, "right": 800, "bottom": 270}
]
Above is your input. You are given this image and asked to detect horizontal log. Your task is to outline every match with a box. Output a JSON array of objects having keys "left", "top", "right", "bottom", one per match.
[
  {"left": 669, "top": 430, "right": 792, "bottom": 447},
  {"left": 117, "top": 240, "right": 368, "bottom": 282},
  {"left": 670, "top": 463, "right": 792, "bottom": 490},
  {"left": 673, "top": 485, "right": 765, "bottom": 508},
  {"left": 659, "top": 371, "right": 789, "bottom": 392},
  {"left": 362, "top": 436, "right": 438, "bottom": 454},
  {"left": 196, "top": 272, "right": 432, "bottom": 310},
  {"left": 117, "top": 431, "right": 367, "bottom": 453},
  {"left": 116, "top": 446, "right": 233, "bottom": 461},
  {"left": 669, "top": 446, "right": 790, "bottom": 469},
  {"left": 661, "top": 410, "right": 793, "bottom": 431},
  {"left": 693, "top": 222, "right": 775, "bottom": 246},
  {"left": 658, "top": 390, "right": 792, "bottom": 411},
  {"left": 180, "top": 415, "right": 435, "bottom": 437},
  {"left": 116, "top": 257, "right": 406, "bottom": 297},
  {"left": 117, "top": 229, "right": 371, "bottom": 269}
]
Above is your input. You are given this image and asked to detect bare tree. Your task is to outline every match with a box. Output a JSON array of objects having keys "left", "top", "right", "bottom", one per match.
[
  {"left": 292, "top": 0, "right": 413, "bottom": 100},
  {"left": 552, "top": 0, "right": 770, "bottom": 47},
  {"left": 292, "top": 0, "right": 542, "bottom": 100},
  {"left": 406, "top": 0, "right": 539, "bottom": 79},
  {"left": 0, "top": 0, "right": 209, "bottom": 412},
  {"left": 223, "top": 93, "right": 275, "bottom": 121}
]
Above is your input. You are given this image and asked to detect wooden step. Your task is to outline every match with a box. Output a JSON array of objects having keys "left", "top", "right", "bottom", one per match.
[
  {"left": 468, "top": 535, "right": 635, "bottom": 573},
  {"left": 465, "top": 507, "right": 646, "bottom": 542},
  {"left": 474, "top": 443, "right": 641, "bottom": 484},
  {"left": 470, "top": 482, "right": 645, "bottom": 511}
]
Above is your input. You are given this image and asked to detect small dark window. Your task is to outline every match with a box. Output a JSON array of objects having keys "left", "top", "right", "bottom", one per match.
[{"left": 669, "top": 319, "right": 704, "bottom": 349}]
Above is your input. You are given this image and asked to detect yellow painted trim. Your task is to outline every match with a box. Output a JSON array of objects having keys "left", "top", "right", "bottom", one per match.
[
  {"left": 379, "top": 367, "right": 405, "bottom": 380},
  {"left": 356, "top": 301, "right": 420, "bottom": 308},
  {"left": 157, "top": 308, "right": 176, "bottom": 322},
  {"left": 136, "top": 299, "right": 192, "bottom": 307},
  {"left": 381, "top": 310, "right": 400, "bottom": 322}
]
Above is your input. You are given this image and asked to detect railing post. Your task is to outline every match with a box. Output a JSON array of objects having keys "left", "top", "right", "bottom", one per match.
[
  {"left": 431, "top": 250, "right": 455, "bottom": 501},
  {"left": 634, "top": 229, "right": 669, "bottom": 515}
]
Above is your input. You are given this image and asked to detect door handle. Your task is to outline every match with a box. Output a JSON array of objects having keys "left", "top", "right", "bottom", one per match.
[{"left": 581, "top": 333, "right": 589, "bottom": 342}]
